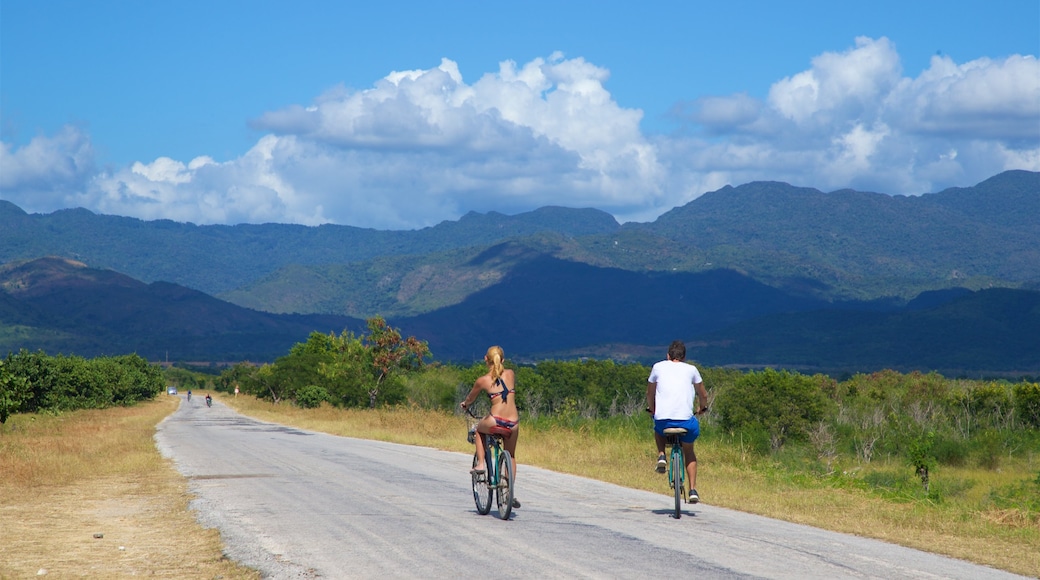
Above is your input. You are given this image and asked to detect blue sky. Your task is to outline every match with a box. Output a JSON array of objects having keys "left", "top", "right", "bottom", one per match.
[{"left": 2, "top": 0, "right": 1038, "bottom": 229}]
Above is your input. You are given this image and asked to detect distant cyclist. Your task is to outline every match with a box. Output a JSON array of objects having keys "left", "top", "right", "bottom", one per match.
[
  {"left": 647, "top": 340, "right": 709, "bottom": 503},
  {"left": 205, "top": 393, "right": 212, "bottom": 407},
  {"left": 461, "top": 345, "right": 520, "bottom": 508},
  {"left": 187, "top": 390, "right": 192, "bottom": 401}
]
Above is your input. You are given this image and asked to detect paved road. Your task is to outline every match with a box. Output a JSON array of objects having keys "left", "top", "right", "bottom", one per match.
[{"left": 155, "top": 397, "right": 1028, "bottom": 579}]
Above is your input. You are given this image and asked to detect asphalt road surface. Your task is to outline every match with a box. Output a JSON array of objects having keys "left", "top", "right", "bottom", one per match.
[{"left": 155, "top": 396, "right": 1028, "bottom": 579}]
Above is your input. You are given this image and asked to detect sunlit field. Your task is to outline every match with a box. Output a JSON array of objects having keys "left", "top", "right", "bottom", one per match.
[{"left": 0, "top": 397, "right": 259, "bottom": 579}]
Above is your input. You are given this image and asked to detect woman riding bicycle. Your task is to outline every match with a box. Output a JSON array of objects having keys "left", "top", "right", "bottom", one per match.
[{"left": 460, "top": 345, "right": 520, "bottom": 505}]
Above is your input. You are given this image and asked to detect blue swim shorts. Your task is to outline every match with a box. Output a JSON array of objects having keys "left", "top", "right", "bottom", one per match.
[{"left": 654, "top": 416, "right": 700, "bottom": 444}]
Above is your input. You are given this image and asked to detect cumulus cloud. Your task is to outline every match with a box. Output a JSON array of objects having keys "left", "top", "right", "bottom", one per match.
[
  {"left": 0, "top": 125, "right": 96, "bottom": 212},
  {"left": 1, "top": 39, "right": 1037, "bottom": 228},
  {"left": 670, "top": 36, "right": 1039, "bottom": 195}
]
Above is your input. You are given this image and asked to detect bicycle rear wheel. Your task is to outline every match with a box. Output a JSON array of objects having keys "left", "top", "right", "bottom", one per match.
[
  {"left": 496, "top": 449, "right": 514, "bottom": 520},
  {"left": 671, "top": 445, "right": 683, "bottom": 519},
  {"left": 472, "top": 453, "right": 492, "bottom": 515}
]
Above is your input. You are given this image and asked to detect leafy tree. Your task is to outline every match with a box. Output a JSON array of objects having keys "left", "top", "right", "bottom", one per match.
[
  {"left": 906, "top": 431, "right": 937, "bottom": 492},
  {"left": 363, "top": 316, "right": 430, "bottom": 408},
  {"left": 315, "top": 330, "right": 372, "bottom": 407},
  {"left": 219, "top": 363, "right": 256, "bottom": 394}
]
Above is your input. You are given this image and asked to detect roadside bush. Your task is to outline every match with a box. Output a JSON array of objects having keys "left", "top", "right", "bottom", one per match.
[
  {"left": 0, "top": 350, "right": 163, "bottom": 419},
  {"left": 1013, "top": 382, "right": 1040, "bottom": 429},
  {"left": 295, "top": 385, "right": 329, "bottom": 409},
  {"left": 715, "top": 368, "right": 836, "bottom": 451},
  {"left": 404, "top": 365, "right": 460, "bottom": 410},
  {"left": 972, "top": 429, "right": 1004, "bottom": 470},
  {"left": 931, "top": 434, "right": 969, "bottom": 467}
]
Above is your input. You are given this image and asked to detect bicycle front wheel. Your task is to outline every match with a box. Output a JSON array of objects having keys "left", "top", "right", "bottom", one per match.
[
  {"left": 496, "top": 450, "right": 514, "bottom": 520},
  {"left": 671, "top": 446, "right": 683, "bottom": 519},
  {"left": 472, "top": 453, "right": 492, "bottom": 515}
]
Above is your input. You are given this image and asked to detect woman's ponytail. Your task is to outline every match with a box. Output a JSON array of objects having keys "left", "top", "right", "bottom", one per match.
[{"left": 486, "top": 345, "right": 505, "bottom": 382}]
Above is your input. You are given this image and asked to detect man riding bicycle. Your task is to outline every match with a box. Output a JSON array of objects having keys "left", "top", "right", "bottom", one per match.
[{"left": 647, "top": 340, "right": 709, "bottom": 503}]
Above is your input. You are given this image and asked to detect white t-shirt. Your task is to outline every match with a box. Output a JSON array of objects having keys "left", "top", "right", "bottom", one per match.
[{"left": 648, "top": 360, "right": 703, "bottom": 420}]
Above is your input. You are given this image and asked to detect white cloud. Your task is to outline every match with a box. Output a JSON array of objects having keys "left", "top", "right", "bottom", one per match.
[
  {"left": 0, "top": 125, "right": 95, "bottom": 212},
  {"left": 671, "top": 37, "right": 1039, "bottom": 195},
  {"left": 1, "top": 40, "right": 1037, "bottom": 228},
  {"left": 885, "top": 53, "right": 1040, "bottom": 141}
]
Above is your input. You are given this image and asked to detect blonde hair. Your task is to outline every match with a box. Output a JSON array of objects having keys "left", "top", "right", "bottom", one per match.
[{"left": 485, "top": 345, "right": 505, "bottom": 382}]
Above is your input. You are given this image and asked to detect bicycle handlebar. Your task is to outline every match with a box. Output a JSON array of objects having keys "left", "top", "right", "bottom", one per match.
[{"left": 645, "top": 406, "right": 710, "bottom": 416}]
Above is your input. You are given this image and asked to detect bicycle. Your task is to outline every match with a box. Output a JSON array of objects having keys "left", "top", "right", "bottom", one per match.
[
  {"left": 652, "top": 407, "right": 708, "bottom": 519},
  {"left": 465, "top": 407, "right": 515, "bottom": 520},
  {"left": 662, "top": 426, "right": 689, "bottom": 519}
]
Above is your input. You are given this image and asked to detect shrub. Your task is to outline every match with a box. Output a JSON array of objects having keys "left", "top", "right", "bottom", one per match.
[
  {"left": 295, "top": 385, "right": 329, "bottom": 409},
  {"left": 715, "top": 369, "right": 836, "bottom": 450},
  {"left": 972, "top": 429, "right": 1004, "bottom": 470},
  {"left": 1013, "top": 382, "right": 1040, "bottom": 429}
]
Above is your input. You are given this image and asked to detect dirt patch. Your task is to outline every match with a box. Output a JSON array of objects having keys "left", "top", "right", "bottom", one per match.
[{"left": 1, "top": 472, "right": 256, "bottom": 579}]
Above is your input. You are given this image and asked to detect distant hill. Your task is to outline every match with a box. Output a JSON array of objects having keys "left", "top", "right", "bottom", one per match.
[
  {"left": 685, "top": 288, "right": 1040, "bottom": 376},
  {"left": 1, "top": 256, "right": 1037, "bottom": 374},
  {"left": 209, "top": 170, "right": 1040, "bottom": 317},
  {"left": 390, "top": 252, "right": 829, "bottom": 361},
  {"left": 0, "top": 201, "right": 620, "bottom": 295},
  {"left": 0, "top": 257, "right": 364, "bottom": 360},
  {"left": 2, "top": 171, "right": 1037, "bottom": 312},
  {"left": 1, "top": 170, "right": 1038, "bottom": 373},
  {"left": 631, "top": 170, "right": 1040, "bottom": 299}
]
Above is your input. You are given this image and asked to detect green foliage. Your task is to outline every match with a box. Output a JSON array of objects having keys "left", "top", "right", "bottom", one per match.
[
  {"left": 1012, "top": 382, "right": 1040, "bottom": 428},
  {"left": 0, "top": 359, "right": 30, "bottom": 424},
  {"left": 715, "top": 368, "right": 836, "bottom": 450},
  {"left": 295, "top": 385, "right": 329, "bottom": 409},
  {"left": 986, "top": 474, "right": 1040, "bottom": 514},
  {"left": 364, "top": 316, "right": 431, "bottom": 408},
  {"left": 972, "top": 429, "right": 1004, "bottom": 470},
  {"left": 230, "top": 319, "right": 428, "bottom": 409},
  {"left": 403, "top": 365, "right": 461, "bottom": 411},
  {"left": 0, "top": 349, "right": 163, "bottom": 421},
  {"left": 524, "top": 359, "right": 649, "bottom": 418},
  {"left": 905, "top": 431, "right": 938, "bottom": 492}
]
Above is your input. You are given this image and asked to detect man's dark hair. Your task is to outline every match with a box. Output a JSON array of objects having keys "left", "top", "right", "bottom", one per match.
[{"left": 667, "top": 340, "right": 686, "bottom": 361}]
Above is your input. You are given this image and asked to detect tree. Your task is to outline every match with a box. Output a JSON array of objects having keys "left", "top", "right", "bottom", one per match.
[
  {"left": 0, "top": 359, "right": 30, "bottom": 424},
  {"left": 315, "top": 330, "right": 371, "bottom": 407},
  {"left": 364, "top": 316, "right": 430, "bottom": 408}
]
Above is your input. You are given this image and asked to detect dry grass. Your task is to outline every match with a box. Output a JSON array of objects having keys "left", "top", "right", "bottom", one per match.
[
  {"left": 0, "top": 397, "right": 259, "bottom": 580},
  {"left": 4, "top": 394, "right": 1031, "bottom": 577},
  {"left": 224, "top": 396, "right": 1040, "bottom": 577}
]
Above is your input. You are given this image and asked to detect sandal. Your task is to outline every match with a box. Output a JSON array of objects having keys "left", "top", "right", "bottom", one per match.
[{"left": 470, "top": 467, "right": 486, "bottom": 475}]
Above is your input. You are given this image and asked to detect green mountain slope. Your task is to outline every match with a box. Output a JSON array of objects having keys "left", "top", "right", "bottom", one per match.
[
  {"left": 218, "top": 170, "right": 1040, "bottom": 315},
  {"left": 687, "top": 288, "right": 1040, "bottom": 375},
  {"left": 636, "top": 170, "right": 1040, "bottom": 299},
  {"left": 0, "top": 201, "right": 619, "bottom": 295},
  {"left": 0, "top": 257, "right": 364, "bottom": 360}
]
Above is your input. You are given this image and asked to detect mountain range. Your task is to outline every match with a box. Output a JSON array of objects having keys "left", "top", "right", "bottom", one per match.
[{"left": 1, "top": 170, "right": 1037, "bottom": 375}]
